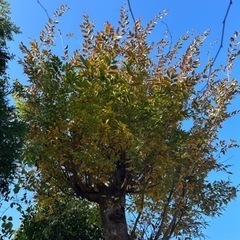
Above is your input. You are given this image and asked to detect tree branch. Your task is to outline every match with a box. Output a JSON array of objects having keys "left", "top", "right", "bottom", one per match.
[
  {"left": 163, "top": 181, "right": 189, "bottom": 240},
  {"left": 153, "top": 186, "right": 174, "bottom": 240},
  {"left": 209, "top": 0, "right": 233, "bottom": 75},
  {"left": 130, "top": 180, "right": 148, "bottom": 239},
  {"left": 161, "top": 21, "right": 173, "bottom": 54},
  {"left": 127, "top": 0, "right": 136, "bottom": 23},
  {"left": 36, "top": 0, "right": 50, "bottom": 19}
]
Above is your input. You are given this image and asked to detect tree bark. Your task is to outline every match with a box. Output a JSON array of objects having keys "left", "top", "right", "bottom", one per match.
[{"left": 99, "top": 195, "right": 129, "bottom": 240}]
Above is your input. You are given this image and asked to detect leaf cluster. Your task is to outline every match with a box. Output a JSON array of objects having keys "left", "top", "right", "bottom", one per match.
[{"left": 0, "top": 0, "right": 20, "bottom": 74}]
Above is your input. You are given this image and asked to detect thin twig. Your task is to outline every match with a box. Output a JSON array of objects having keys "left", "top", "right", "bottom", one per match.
[
  {"left": 37, "top": 0, "right": 50, "bottom": 19},
  {"left": 161, "top": 21, "right": 173, "bottom": 54},
  {"left": 127, "top": 0, "right": 136, "bottom": 23},
  {"left": 209, "top": 0, "right": 233, "bottom": 75}
]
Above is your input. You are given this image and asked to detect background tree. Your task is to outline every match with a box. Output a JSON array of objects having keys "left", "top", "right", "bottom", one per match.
[
  {"left": 0, "top": 1, "right": 25, "bottom": 238},
  {"left": 15, "top": 6, "right": 240, "bottom": 240},
  {"left": 14, "top": 197, "right": 102, "bottom": 240},
  {"left": 0, "top": 0, "right": 23, "bottom": 200}
]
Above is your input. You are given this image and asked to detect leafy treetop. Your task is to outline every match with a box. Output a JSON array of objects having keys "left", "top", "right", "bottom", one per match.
[{"left": 15, "top": 5, "right": 240, "bottom": 239}]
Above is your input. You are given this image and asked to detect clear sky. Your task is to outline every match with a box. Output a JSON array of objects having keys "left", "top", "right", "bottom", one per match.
[{"left": 5, "top": 0, "right": 240, "bottom": 239}]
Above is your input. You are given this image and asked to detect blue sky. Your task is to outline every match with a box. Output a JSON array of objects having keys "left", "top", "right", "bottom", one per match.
[{"left": 5, "top": 0, "right": 240, "bottom": 239}]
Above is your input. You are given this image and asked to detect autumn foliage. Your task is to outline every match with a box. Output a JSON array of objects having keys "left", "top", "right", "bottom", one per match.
[{"left": 15, "top": 5, "right": 240, "bottom": 239}]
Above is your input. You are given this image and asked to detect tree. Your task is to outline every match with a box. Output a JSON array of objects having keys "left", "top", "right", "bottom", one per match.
[
  {"left": 0, "top": 0, "right": 23, "bottom": 199},
  {"left": 0, "top": 0, "right": 19, "bottom": 74},
  {"left": 14, "top": 197, "right": 102, "bottom": 240},
  {"left": 15, "top": 6, "right": 240, "bottom": 239},
  {"left": 0, "top": 1, "right": 25, "bottom": 238}
]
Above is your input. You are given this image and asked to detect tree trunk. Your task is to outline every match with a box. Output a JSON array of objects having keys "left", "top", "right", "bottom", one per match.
[{"left": 99, "top": 195, "right": 129, "bottom": 240}]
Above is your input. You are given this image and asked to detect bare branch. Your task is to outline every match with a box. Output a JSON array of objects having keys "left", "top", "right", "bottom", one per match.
[
  {"left": 37, "top": 0, "right": 50, "bottom": 19},
  {"left": 127, "top": 0, "right": 136, "bottom": 23},
  {"left": 209, "top": 0, "right": 233, "bottom": 72},
  {"left": 162, "top": 182, "right": 188, "bottom": 240},
  {"left": 130, "top": 190, "right": 145, "bottom": 238},
  {"left": 153, "top": 186, "right": 174, "bottom": 240},
  {"left": 130, "top": 175, "right": 151, "bottom": 239}
]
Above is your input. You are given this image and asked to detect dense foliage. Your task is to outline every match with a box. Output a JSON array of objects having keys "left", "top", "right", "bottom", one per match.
[
  {"left": 0, "top": 0, "right": 19, "bottom": 74},
  {"left": 0, "top": 1, "right": 25, "bottom": 238},
  {"left": 14, "top": 198, "right": 102, "bottom": 240},
  {"left": 14, "top": 5, "right": 240, "bottom": 239},
  {"left": 0, "top": 0, "right": 23, "bottom": 199}
]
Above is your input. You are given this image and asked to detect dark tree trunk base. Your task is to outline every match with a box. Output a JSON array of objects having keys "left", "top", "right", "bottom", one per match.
[{"left": 99, "top": 195, "right": 129, "bottom": 240}]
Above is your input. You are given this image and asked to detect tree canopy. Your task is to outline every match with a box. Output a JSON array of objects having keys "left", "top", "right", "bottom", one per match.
[
  {"left": 0, "top": 2, "right": 25, "bottom": 238},
  {"left": 14, "top": 5, "right": 240, "bottom": 240},
  {"left": 0, "top": 0, "right": 24, "bottom": 199}
]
